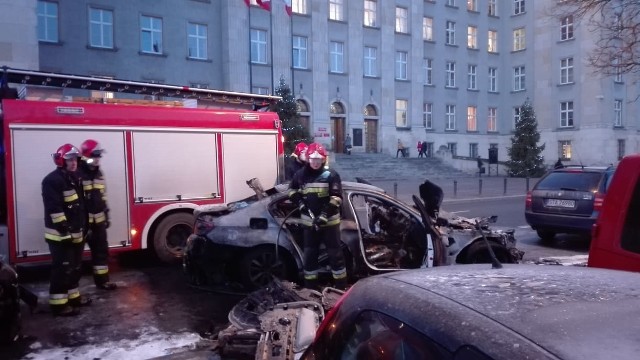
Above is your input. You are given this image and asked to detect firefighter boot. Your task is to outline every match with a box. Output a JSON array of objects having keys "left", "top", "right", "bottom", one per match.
[
  {"left": 51, "top": 304, "right": 80, "bottom": 317},
  {"left": 69, "top": 295, "right": 93, "bottom": 307}
]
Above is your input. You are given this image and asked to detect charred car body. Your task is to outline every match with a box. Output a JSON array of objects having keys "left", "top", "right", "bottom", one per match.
[{"left": 184, "top": 180, "right": 523, "bottom": 290}]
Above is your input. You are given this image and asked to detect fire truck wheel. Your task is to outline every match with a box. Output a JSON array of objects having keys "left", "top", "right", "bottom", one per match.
[
  {"left": 153, "top": 212, "right": 195, "bottom": 263},
  {"left": 238, "top": 247, "right": 291, "bottom": 290}
]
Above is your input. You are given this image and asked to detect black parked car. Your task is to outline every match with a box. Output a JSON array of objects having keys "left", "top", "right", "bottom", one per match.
[
  {"left": 525, "top": 165, "right": 615, "bottom": 241},
  {"left": 302, "top": 264, "right": 640, "bottom": 360},
  {"left": 184, "top": 180, "right": 523, "bottom": 290}
]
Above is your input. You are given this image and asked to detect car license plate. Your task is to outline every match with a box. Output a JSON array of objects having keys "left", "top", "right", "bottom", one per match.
[{"left": 545, "top": 199, "right": 575, "bottom": 208}]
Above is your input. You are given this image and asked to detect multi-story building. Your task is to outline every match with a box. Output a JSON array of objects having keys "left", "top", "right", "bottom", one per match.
[{"left": 1, "top": 0, "right": 637, "bottom": 165}]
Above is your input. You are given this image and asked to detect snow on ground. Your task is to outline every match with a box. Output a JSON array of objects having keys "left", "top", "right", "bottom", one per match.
[{"left": 22, "top": 327, "right": 203, "bottom": 360}]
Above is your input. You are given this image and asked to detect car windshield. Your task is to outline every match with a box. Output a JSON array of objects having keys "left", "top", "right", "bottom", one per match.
[{"left": 535, "top": 172, "right": 602, "bottom": 192}]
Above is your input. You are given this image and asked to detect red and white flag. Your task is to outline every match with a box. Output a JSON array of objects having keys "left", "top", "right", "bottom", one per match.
[
  {"left": 282, "top": 0, "right": 292, "bottom": 16},
  {"left": 256, "top": 0, "right": 271, "bottom": 11},
  {"left": 243, "top": 0, "right": 250, "bottom": 7}
]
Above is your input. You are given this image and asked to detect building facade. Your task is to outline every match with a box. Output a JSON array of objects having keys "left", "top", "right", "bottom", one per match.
[{"left": 1, "top": 0, "right": 637, "bottom": 166}]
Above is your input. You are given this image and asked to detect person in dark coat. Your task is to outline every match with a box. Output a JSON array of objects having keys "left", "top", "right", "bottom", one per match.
[
  {"left": 285, "top": 142, "right": 308, "bottom": 181},
  {"left": 554, "top": 158, "right": 564, "bottom": 169}
]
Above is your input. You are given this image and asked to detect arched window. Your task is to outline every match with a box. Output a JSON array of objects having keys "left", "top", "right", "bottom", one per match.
[
  {"left": 330, "top": 101, "right": 345, "bottom": 114},
  {"left": 296, "top": 99, "right": 309, "bottom": 112},
  {"left": 364, "top": 104, "right": 377, "bottom": 116}
]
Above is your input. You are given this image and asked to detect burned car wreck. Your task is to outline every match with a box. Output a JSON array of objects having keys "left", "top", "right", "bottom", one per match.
[{"left": 184, "top": 179, "right": 523, "bottom": 291}]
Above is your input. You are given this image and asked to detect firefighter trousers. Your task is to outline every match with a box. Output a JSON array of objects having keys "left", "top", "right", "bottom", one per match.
[
  {"left": 47, "top": 240, "right": 84, "bottom": 311},
  {"left": 86, "top": 224, "right": 110, "bottom": 286},
  {"left": 303, "top": 224, "right": 347, "bottom": 290}
]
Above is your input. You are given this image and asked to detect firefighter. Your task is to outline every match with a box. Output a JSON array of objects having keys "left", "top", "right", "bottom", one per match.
[
  {"left": 288, "top": 142, "right": 347, "bottom": 290},
  {"left": 42, "top": 144, "right": 92, "bottom": 316},
  {"left": 79, "top": 139, "right": 117, "bottom": 291},
  {"left": 285, "top": 142, "right": 308, "bottom": 180}
]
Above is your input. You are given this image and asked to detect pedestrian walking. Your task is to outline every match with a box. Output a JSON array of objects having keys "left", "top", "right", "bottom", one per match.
[
  {"left": 344, "top": 134, "right": 352, "bottom": 155},
  {"left": 78, "top": 139, "right": 117, "bottom": 291},
  {"left": 288, "top": 142, "right": 347, "bottom": 290},
  {"left": 42, "top": 144, "right": 92, "bottom": 316},
  {"left": 396, "top": 139, "right": 405, "bottom": 158},
  {"left": 421, "top": 141, "right": 428, "bottom": 158}
]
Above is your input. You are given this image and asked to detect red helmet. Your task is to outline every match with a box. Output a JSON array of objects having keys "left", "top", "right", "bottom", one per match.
[
  {"left": 306, "top": 142, "right": 327, "bottom": 162},
  {"left": 52, "top": 144, "right": 81, "bottom": 167},
  {"left": 292, "top": 142, "right": 308, "bottom": 162},
  {"left": 80, "top": 139, "right": 104, "bottom": 158}
]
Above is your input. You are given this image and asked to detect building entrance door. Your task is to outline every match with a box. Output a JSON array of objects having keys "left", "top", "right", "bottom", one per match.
[
  {"left": 365, "top": 119, "right": 378, "bottom": 153},
  {"left": 331, "top": 117, "right": 345, "bottom": 153}
]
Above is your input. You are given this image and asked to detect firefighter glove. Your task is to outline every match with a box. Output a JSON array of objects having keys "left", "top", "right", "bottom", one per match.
[{"left": 314, "top": 213, "right": 328, "bottom": 227}]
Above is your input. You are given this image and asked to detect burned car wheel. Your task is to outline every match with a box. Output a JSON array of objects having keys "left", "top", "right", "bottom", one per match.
[
  {"left": 465, "top": 241, "right": 515, "bottom": 264},
  {"left": 239, "top": 247, "right": 291, "bottom": 290}
]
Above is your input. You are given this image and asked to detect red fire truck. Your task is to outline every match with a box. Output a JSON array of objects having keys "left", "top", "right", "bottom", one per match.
[{"left": 0, "top": 67, "right": 284, "bottom": 265}]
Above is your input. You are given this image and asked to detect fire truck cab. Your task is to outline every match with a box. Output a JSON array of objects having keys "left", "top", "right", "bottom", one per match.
[{"left": 0, "top": 67, "right": 284, "bottom": 265}]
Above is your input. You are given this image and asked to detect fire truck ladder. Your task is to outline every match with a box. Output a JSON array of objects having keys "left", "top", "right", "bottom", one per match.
[{"left": 0, "top": 66, "right": 280, "bottom": 109}]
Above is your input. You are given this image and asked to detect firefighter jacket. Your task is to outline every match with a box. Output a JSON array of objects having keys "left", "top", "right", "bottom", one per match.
[
  {"left": 288, "top": 165, "right": 342, "bottom": 227},
  {"left": 42, "top": 168, "right": 85, "bottom": 243},
  {"left": 78, "top": 162, "right": 109, "bottom": 226}
]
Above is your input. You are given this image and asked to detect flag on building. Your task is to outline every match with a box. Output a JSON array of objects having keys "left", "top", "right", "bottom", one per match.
[
  {"left": 257, "top": 0, "right": 271, "bottom": 11},
  {"left": 243, "top": 0, "right": 250, "bottom": 7},
  {"left": 282, "top": 0, "right": 292, "bottom": 16}
]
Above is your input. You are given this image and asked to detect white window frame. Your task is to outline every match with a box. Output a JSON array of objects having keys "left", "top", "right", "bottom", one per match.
[
  {"left": 513, "top": 106, "right": 521, "bottom": 128},
  {"left": 446, "top": 61, "right": 456, "bottom": 88},
  {"left": 514, "top": 0, "right": 525, "bottom": 15},
  {"left": 513, "top": 28, "right": 525, "bottom": 51},
  {"left": 292, "top": 0, "right": 308, "bottom": 15},
  {"left": 467, "top": 26, "right": 478, "bottom": 49},
  {"left": 468, "top": 64, "right": 477, "bottom": 90},
  {"left": 488, "top": 107, "right": 497, "bottom": 131},
  {"left": 89, "top": 8, "right": 113, "bottom": 48},
  {"left": 251, "top": 29, "right": 268, "bottom": 64},
  {"left": 488, "top": 30, "right": 498, "bottom": 52},
  {"left": 364, "top": 46, "right": 377, "bottom": 77},
  {"left": 140, "top": 15, "right": 163, "bottom": 54},
  {"left": 559, "top": 140, "right": 572, "bottom": 160},
  {"left": 561, "top": 15, "right": 574, "bottom": 41},
  {"left": 488, "top": 67, "right": 498, "bottom": 92},
  {"left": 364, "top": 0, "right": 377, "bottom": 27},
  {"left": 446, "top": 104, "right": 456, "bottom": 130},
  {"left": 329, "top": 0, "right": 344, "bottom": 21},
  {"left": 467, "top": 0, "right": 478, "bottom": 12},
  {"left": 467, "top": 106, "right": 477, "bottom": 131},
  {"left": 330, "top": 41, "right": 344, "bottom": 73},
  {"left": 252, "top": 86, "right": 270, "bottom": 95},
  {"left": 488, "top": 0, "right": 497, "bottom": 16},
  {"left": 187, "top": 22, "right": 207, "bottom": 60},
  {"left": 395, "top": 51, "right": 408, "bottom": 80},
  {"left": 446, "top": 21, "right": 456, "bottom": 45},
  {"left": 293, "top": 35, "right": 308, "bottom": 69},
  {"left": 469, "top": 143, "right": 478, "bottom": 158},
  {"left": 423, "top": 102, "right": 433, "bottom": 129},
  {"left": 447, "top": 0, "right": 456, "bottom": 6},
  {"left": 423, "top": 17, "right": 433, "bottom": 41},
  {"left": 424, "top": 58, "right": 433, "bottom": 85},
  {"left": 614, "top": 99, "right": 623, "bottom": 127},
  {"left": 614, "top": 58, "right": 623, "bottom": 82},
  {"left": 560, "top": 101, "right": 574, "bottom": 127},
  {"left": 395, "top": 7, "right": 408, "bottom": 34},
  {"left": 560, "top": 57, "right": 574, "bottom": 84},
  {"left": 513, "top": 66, "right": 525, "bottom": 91},
  {"left": 37, "top": 1, "right": 58, "bottom": 42},
  {"left": 396, "top": 99, "right": 409, "bottom": 128}
]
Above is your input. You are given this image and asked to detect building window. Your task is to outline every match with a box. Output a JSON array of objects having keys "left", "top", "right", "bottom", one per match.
[
  {"left": 467, "top": 26, "right": 477, "bottom": 49},
  {"left": 329, "top": 0, "right": 344, "bottom": 21},
  {"left": 614, "top": 99, "right": 623, "bottom": 127},
  {"left": 467, "top": 64, "right": 477, "bottom": 90},
  {"left": 514, "top": 0, "right": 525, "bottom": 15},
  {"left": 467, "top": 0, "right": 478, "bottom": 11},
  {"left": 187, "top": 23, "right": 207, "bottom": 59},
  {"left": 488, "top": 107, "right": 497, "bottom": 132},
  {"left": 396, "top": 51, "right": 408, "bottom": 80},
  {"left": 37, "top": 1, "right": 58, "bottom": 42},
  {"left": 488, "top": 67, "right": 497, "bottom": 92},
  {"left": 614, "top": 58, "right": 623, "bottom": 82},
  {"left": 561, "top": 15, "right": 574, "bottom": 41},
  {"left": 424, "top": 58, "right": 433, "bottom": 85},
  {"left": 364, "top": 0, "right": 377, "bottom": 27},
  {"left": 423, "top": 17, "right": 433, "bottom": 41},
  {"left": 559, "top": 140, "right": 572, "bottom": 160},
  {"left": 488, "top": 30, "right": 498, "bottom": 52},
  {"left": 423, "top": 102, "right": 433, "bottom": 129},
  {"left": 89, "top": 8, "right": 113, "bottom": 48},
  {"left": 469, "top": 143, "right": 478, "bottom": 158},
  {"left": 330, "top": 41, "right": 344, "bottom": 73},
  {"left": 447, "top": 0, "right": 456, "bottom": 6},
  {"left": 560, "top": 57, "right": 574, "bottom": 84},
  {"left": 251, "top": 29, "right": 267, "bottom": 64},
  {"left": 364, "top": 46, "right": 377, "bottom": 77},
  {"left": 292, "top": 0, "right": 307, "bottom": 15},
  {"left": 446, "top": 61, "right": 456, "bottom": 88},
  {"left": 141, "top": 16, "right": 163, "bottom": 54},
  {"left": 513, "top": 28, "right": 525, "bottom": 51},
  {"left": 395, "top": 7, "right": 408, "bottom": 34},
  {"left": 467, "top": 106, "right": 477, "bottom": 131},
  {"left": 560, "top": 101, "right": 574, "bottom": 127},
  {"left": 618, "top": 139, "right": 625, "bottom": 160},
  {"left": 396, "top": 99, "right": 409, "bottom": 128},
  {"left": 446, "top": 21, "right": 456, "bottom": 45},
  {"left": 446, "top": 104, "right": 456, "bottom": 130},
  {"left": 448, "top": 142, "right": 458, "bottom": 156},
  {"left": 488, "top": 0, "right": 497, "bottom": 16},
  {"left": 513, "top": 106, "right": 521, "bottom": 128},
  {"left": 252, "top": 86, "right": 270, "bottom": 95},
  {"left": 513, "top": 66, "right": 525, "bottom": 91},
  {"left": 293, "top": 36, "right": 308, "bottom": 69}
]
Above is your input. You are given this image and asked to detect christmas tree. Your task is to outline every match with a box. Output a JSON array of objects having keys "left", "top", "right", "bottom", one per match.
[
  {"left": 274, "top": 77, "right": 312, "bottom": 154},
  {"left": 506, "top": 100, "right": 546, "bottom": 177}
]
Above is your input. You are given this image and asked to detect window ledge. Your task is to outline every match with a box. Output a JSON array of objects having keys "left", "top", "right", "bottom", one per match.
[
  {"left": 87, "top": 45, "right": 118, "bottom": 52},
  {"left": 186, "top": 57, "right": 212, "bottom": 63},
  {"left": 558, "top": 82, "right": 575, "bottom": 87},
  {"left": 139, "top": 51, "right": 167, "bottom": 57}
]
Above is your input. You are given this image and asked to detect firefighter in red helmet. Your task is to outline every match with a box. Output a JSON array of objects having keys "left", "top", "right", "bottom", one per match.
[
  {"left": 285, "top": 142, "right": 308, "bottom": 181},
  {"left": 78, "top": 139, "right": 117, "bottom": 291},
  {"left": 42, "top": 144, "right": 92, "bottom": 316},
  {"left": 288, "top": 142, "right": 347, "bottom": 290}
]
